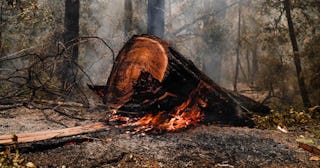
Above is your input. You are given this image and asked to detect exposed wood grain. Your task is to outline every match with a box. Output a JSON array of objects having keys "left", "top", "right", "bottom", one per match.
[
  {"left": 0, "top": 122, "right": 109, "bottom": 145},
  {"left": 89, "top": 35, "right": 270, "bottom": 127}
]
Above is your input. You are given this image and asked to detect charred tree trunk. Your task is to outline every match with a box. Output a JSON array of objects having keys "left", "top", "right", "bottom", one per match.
[
  {"left": 233, "top": 0, "right": 242, "bottom": 91},
  {"left": 0, "top": 2, "right": 2, "bottom": 58},
  {"left": 61, "top": 0, "right": 80, "bottom": 91},
  {"left": 283, "top": 0, "right": 311, "bottom": 108},
  {"left": 89, "top": 35, "right": 269, "bottom": 128}
]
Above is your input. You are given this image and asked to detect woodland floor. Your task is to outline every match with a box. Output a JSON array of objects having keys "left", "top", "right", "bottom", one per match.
[{"left": 0, "top": 104, "right": 319, "bottom": 168}]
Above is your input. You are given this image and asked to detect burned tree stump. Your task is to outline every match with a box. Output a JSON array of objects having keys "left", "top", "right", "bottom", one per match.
[{"left": 89, "top": 35, "right": 269, "bottom": 131}]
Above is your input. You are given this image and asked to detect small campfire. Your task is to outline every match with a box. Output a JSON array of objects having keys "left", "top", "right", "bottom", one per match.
[{"left": 89, "top": 34, "right": 270, "bottom": 133}]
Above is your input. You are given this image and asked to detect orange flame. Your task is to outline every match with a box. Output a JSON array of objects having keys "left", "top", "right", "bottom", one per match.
[{"left": 132, "top": 94, "right": 206, "bottom": 132}]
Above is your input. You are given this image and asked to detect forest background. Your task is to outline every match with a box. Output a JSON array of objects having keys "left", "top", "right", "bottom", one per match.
[{"left": 0, "top": 0, "right": 319, "bottom": 125}]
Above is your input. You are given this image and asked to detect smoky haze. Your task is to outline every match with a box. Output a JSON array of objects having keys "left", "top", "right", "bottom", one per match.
[
  {"left": 79, "top": 0, "right": 243, "bottom": 89},
  {"left": 1, "top": 0, "right": 318, "bottom": 112}
]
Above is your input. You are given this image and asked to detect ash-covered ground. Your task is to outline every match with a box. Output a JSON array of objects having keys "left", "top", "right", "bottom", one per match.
[{"left": 0, "top": 106, "right": 318, "bottom": 167}]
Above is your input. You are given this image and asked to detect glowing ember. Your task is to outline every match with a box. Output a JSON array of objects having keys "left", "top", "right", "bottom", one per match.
[
  {"left": 109, "top": 115, "right": 130, "bottom": 123},
  {"left": 131, "top": 86, "right": 206, "bottom": 132}
]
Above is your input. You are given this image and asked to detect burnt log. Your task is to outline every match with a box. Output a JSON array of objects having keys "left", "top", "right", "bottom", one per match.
[{"left": 89, "top": 35, "right": 270, "bottom": 129}]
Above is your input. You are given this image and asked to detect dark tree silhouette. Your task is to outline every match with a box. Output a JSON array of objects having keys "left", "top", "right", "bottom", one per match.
[
  {"left": 61, "top": 0, "right": 80, "bottom": 91},
  {"left": 233, "top": 0, "right": 242, "bottom": 91},
  {"left": 147, "top": 0, "right": 165, "bottom": 38},
  {"left": 283, "top": 0, "right": 311, "bottom": 107},
  {"left": 0, "top": 2, "right": 3, "bottom": 58}
]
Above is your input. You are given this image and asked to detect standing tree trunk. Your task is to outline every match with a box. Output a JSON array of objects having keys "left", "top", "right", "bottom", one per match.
[
  {"left": 61, "top": 0, "right": 80, "bottom": 91},
  {"left": 0, "top": 1, "right": 3, "bottom": 58},
  {"left": 233, "top": 0, "right": 242, "bottom": 91},
  {"left": 246, "top": 47, "right": 251, "bottom": 83},
  {"left": 251, "top": 39, "right": 258, "bottom": 85},
  {"left": 147, "top": 0, "right": 165, "bottom": 39},
  {"left": 124, "top": 0, "right": 133, "bottom": 38},
  {"left": 283, "top": 0, "right": 311, "bottom": 107}
]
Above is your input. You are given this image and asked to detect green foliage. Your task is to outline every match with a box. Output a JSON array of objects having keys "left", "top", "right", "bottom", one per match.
[
  {"left": 0, "top": 146, "right": 36, "bottom": 168},
  {"left": 250, "top": 0, "right": 320, "bottom": 107},
  {"left": 0, "top": 0, "right": 64, "bottom": 100},
  {"left": 1, "top": 0, "right": 58, "bottom": 54},
  {"left": 303, "top": 35, "right": 320, "bottom": 105},
  {"left": 256, "top": 56, "right": 290, "bottom": 89},
  {"left": 253, "top": 106, "right": 320, "bottom": 138},
  {"left": 253, "top": 108, "right": 312, "bottom": 129},
  {"left": 203, "top": 23, "right": 228, "bottom": 47},
  {"left": 254, "top": 106, "right": 320, "bottom": 143}
]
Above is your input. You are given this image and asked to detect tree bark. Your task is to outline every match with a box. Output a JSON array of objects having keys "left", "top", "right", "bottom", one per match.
[
  {"left": 124, "top": 0, "right": 133, "bottom": 38},
  {"left": 147, "top": 0, "right": 165, "bottom": 38},
  {"left": 246, "top": 47, "right": 251, "bottom": 83},
  {"left": 89, "top": 35, "right": 270, "bottom": 127},
  {"left": 61, "top": 0, "right": 80, "bottom": 91},
  {"left": 0, "top": 2, "right": 2, "bottom": 58},
  {"left": 283, "top": 0, "right": 311, "bottom": 108},
  {"left": 233, "top": 0, "right": 242, "bottom": 91},
  {"left": 251, "top": 39, "right": 258, "bottom": 85}
]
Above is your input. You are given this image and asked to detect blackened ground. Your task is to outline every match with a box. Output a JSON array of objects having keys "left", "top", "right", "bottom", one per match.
[{"left": 0, "top": 106, "right": 318, "bottom": 167}]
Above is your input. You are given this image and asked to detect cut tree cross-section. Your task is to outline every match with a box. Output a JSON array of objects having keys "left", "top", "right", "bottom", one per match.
[{"left": 89, "top": 35, "right": 270, "bottom": 131}]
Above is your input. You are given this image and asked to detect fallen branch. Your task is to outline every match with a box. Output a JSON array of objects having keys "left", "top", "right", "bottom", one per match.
[
  {"left": 0, "top": 104, "right": 24, "bottom": 111},
  {"left": 298, "top": 142, "right": 320, "bottom": 155},
  {"left": 33, "top": 99, "right": 85, "bottom": 108},
  {"left": 25, "top": 103, "right": 89, "bottom": 121},
  {"left": 296, "top": 137, "right": 320, "bottom": 155},
  {"left": 0, "top": 35, "right": 113, "bottom": 107},
  {"left": 0, "top": 122, "right": 109, "bottom": 145}
]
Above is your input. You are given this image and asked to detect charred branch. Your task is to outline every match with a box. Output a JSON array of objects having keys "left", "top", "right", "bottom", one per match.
[{"left": 0, "top": 36, "right": 113, "bottom": 127}]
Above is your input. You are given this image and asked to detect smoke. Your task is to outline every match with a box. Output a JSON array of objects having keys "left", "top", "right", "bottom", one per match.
[
  {"left": 166, "top": 0, "right": 234, "bottom": 86},
  {"left": 79, "top": 0, "right": 125, "bottom": 85},
  {"left": 79, "top": 0, "right": 246, "bottom": 89}
]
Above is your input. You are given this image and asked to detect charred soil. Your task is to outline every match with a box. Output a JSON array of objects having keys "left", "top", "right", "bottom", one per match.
[{"left": 0, "top": 105, "right": 318, "bottom": 167}]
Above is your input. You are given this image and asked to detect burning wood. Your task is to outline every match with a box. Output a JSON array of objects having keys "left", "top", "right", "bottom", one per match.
[{"left": 89, "top": 35, "right": 270, "bottom": 132}]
